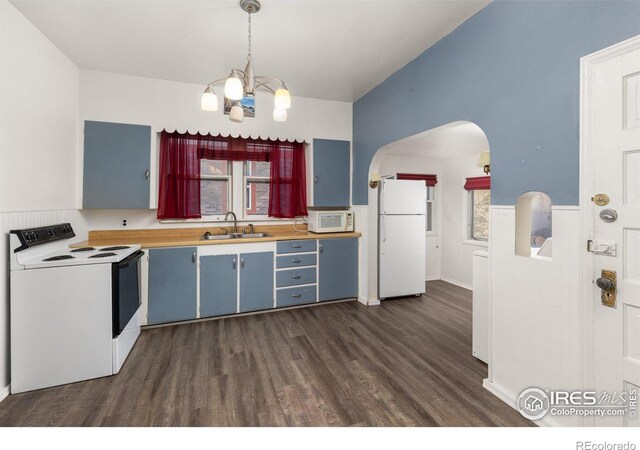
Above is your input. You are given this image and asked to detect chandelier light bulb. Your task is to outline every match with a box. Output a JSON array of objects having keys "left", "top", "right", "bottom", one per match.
[
  {"left": 273, "top": 107, "right": 287, "bottom": 122},
  {"left": 225, "top": 76, "right": 244, "bottom": 101},
  {"left": 274, "top": 87, "right": 291, "bottom": 110},
  {"left": 201, "top": 87, "right": 218, "bottom": 111},
  {"left": 229, "top": 104, "right": 245, "bottom": 123}
]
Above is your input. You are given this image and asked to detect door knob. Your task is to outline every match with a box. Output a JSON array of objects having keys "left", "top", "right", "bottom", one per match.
[
  {"left": 596, "top": 269, "right": 617, "bottom": 308},
  {"left": 596, "top": 277, "right": 614, "bottom": 291}
]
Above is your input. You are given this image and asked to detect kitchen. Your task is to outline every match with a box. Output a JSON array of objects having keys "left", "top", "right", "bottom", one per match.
[{"left": 1, "top": 0, "right": 640, "bottom": 447}]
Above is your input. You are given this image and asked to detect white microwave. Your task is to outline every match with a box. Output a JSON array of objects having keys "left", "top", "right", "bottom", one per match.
[{"left": 307, "top": 210, "right": 354, "bottom": 233}]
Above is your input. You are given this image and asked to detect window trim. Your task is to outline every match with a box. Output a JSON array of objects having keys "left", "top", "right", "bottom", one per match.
[
  {"left": 425, "top": 185, "right": 437, "bottom": 236},
  {"left": 242, "top": 161, "right": 271, "bottom": 220}
]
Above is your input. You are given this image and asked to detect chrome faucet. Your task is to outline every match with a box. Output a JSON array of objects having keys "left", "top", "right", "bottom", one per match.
[{"left": 224, "top": 211, "right": 238, "bottom": 234}]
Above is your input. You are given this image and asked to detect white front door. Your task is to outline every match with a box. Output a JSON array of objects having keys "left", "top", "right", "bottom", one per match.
[{"left": 586, "top": 38, "right": 640, "bottom": 426}]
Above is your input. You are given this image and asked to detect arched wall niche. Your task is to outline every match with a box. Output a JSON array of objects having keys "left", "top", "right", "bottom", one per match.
[{"left": 515, "top": 191, "right": 553, "bottom": 259}]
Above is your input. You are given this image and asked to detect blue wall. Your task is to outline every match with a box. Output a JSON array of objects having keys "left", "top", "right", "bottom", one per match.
[{"left": 352, "top": 1, "right": 640, "bottom": 205}]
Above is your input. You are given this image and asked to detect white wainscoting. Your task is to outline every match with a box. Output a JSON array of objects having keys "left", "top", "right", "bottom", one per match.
[
  {"left": 485, "top": 205, "right": 582, "bottom": 426},
  {"left": 0, "top": 209, "right": 90, "bottom": 401}
]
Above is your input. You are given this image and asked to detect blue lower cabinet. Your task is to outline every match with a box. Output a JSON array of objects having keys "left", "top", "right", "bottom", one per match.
[
  {"left": 318, "top": 238, "right": 358, "bottom": 301},
  {"left": 148, "top": 247, "right": 197, "bottom": 324},
  {"left": 239, "top": 252, "right": 274, "bottom": 312},
  {"left": 200, "top": 255, "right": 238, "bottom": 317},
  {"left": 277, "top": 285, "right": 317, "bottom": 307}
]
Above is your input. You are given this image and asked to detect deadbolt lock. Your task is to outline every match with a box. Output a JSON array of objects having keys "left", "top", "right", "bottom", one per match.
[
  {"left": 596, "top": 269, "right": 617, "bottom": 308},
  {"left": 591, "top": 193, "right": 610, "bottom": 206}
]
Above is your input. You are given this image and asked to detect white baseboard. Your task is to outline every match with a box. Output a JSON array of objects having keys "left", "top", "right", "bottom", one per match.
[
  {"left": 483, "top": 379, "right": 569, "bottom": 427},
  {"left": 425, "top": 276, "right": 440, "bottom": 282},
  {"left": 358, "top": 296, "right": 380, "bottom": 306},
  {"left": 439, "top": 277, "right": 472, "bottom": 291},
  {"left": 0, "top": 384, "right": 9, "bottom": 403}
]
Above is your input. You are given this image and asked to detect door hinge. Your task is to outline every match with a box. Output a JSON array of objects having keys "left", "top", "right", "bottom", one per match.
[{"left": 587, "top": 240, "right": 617, "bottom": 257}]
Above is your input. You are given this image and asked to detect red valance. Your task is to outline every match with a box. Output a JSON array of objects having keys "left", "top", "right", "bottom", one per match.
[
  {"left": 397, "top": 173, "right": 438, "bottom": 186},
  {"left": 464, "top": 176, "right": 491, "bottom": 190},
  {"left": 157, "top": 131, "right": 307, "bottom": 220}
]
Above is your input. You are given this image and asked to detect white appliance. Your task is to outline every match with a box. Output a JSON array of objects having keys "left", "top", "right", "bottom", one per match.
[
  {"left": 378, "top": 179, "right": 426, "bottom": 299},
  {"left": 472, "top": 249, "right": 489, "bottom": 363},
  {"left": 307, "top": 210, "right": 354, "bottom": 233},
  {"left": 9, "top": 223, "right": 143, "bottom": 394}
]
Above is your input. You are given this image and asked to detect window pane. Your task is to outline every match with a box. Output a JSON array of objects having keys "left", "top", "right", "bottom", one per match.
[
  {"left": 246, "top": 180, "right": 269, "bottom": 216},
  {"left": 201, "top": 179, "right": 229, "bottom": 215},
  {"left": 245, "top": 161, "right": 270, "bottom": 177},
  {"left": 201, "top": 160, "right": 229, "bottom": 176},
  {"left": 426, "top": 202, "right": 433, "bottom": 232},
  {"left": 531, "top": 193, "right": 552, "bottom": 248},
  {"left": 472, "top": 189, "right": 490, "bottom": 240}
]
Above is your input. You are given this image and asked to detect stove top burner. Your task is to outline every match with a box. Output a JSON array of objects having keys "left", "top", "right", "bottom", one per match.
[
  {"left": 43, "top": 255, "right": 75, "bottom": 262},
  {"left": 100, "top": 246, "right": 130, "bottom": 251},
  {"left": 70, "top": 247, "right": 95, "bottom": 253},
  {"left": 89, "top": 252, "right": 117, "bottom": 259}
]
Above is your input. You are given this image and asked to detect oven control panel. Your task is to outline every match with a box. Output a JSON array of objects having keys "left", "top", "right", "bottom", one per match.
[{"left": 10, "top": 223, "right": 75, "bottom": 252}]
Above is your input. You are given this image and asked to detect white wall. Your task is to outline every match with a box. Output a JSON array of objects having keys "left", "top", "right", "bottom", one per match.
[
  {"left": 0, "top": 0, "right": 83, "bottom": 399},
  {"left": 0, "top": 0, "right": 79, "bottom": 213},
  {"left": 378, "top": 154, "right": 442, "bottom": 280},
  {"left": 440, "top": 154, "right": 487, "bottom": 289},
  {"left": 78, "top": 70, "right": 353, "bottom": 229},
  {"left": 485, "top": 206, "right": 582, "bottom": 426}
]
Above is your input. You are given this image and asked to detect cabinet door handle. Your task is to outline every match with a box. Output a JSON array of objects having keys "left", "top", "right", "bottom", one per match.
[
  {"left": 319, "top": 243, "right": 324, "bottom": 253},
  {"left": 291, "top": 258, "right": 302, "bottom": 263},
  {"left": 144, "top": 169, "right": 150, "bottom": 180},
  {"left": 314, "top": 176, "right": 318, "bottom": 184},
  {"left": 291, "top": 274, "right": 302, "bottom": 279},
  {"left": 192, "top": 252, "right": 196, "bottom": 263},
  {"left": 292, "top": 244, "right": 302, "bottom": 249},
  {"left": 241, "top": 258, "right": 245, "bottom": 268},
  {"left": 233, "top": 258, "right": 237, "bottom": 270},
  {"left": 291, "top": 293, "right": 302, "bottom": 298}
]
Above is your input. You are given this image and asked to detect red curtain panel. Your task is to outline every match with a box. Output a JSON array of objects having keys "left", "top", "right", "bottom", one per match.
[
  {"left": 464, "top": 176, "right": 491, "bottom": 190},
  {"left": 269, "top": 141, "right": 308, "bottom": 218},
  {"left": 397, "top": 173, "right": 438, "bottom": 186},
  {"left": 157, "top": 131, "right": 202, "bottom": 220},
  {"left": 157, "top": 131, "right": 308, "bottom": 219}
]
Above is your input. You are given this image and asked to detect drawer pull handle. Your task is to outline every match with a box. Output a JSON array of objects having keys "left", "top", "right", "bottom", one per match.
[
  {"left": 291, "top": 258, "right": 302, "bottom": 263},
  {"left": 291, "top": 293, "right": 302, "bottom": 298},
  {"left": 291, "top": 275, "right": 302, "bottom": 279},
  {"left": 292, "top": 244, "right": 302, "bottom": 248}
]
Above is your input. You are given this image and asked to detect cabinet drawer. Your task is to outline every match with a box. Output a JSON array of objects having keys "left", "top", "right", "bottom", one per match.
[
  {"left": 277, "top": 285, "right": 317, "bottom": 307},
  {"left": 276, "top": 267, "right": 317, "bottom": 287},
  {"left": 277, "top": 240, "right": 317, "bottom": 254},
  {"left": 276, "top": 253, "right": 317, "bottom": 269}
]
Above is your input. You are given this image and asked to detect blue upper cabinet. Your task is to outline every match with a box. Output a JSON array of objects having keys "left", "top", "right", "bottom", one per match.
[
  {"left": 319, "top": 238, "right": 358, "bottom": 302},
  {"left": 312, "top": 139, "right": 350, "bottom": 207},
  {"left": 148, "top": 247, "right": 198, "bottom": 324},
  {"left": 83, "top": 120, "right": 151, "bottom": 209}
]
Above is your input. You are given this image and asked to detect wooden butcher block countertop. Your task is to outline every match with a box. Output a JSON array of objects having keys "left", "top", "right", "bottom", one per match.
[{"left": 72, "top": 224, "right": 361, "bottom": 249}]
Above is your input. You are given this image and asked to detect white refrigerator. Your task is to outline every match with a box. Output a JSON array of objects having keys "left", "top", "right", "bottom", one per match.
[{"left": 378, "top": 179, "right": 426, "bottom": 299}]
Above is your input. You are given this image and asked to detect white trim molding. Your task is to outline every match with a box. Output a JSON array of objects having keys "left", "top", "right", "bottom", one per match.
[
  {"left": 440, "top": 276, "right": 472, "bottom": 291},
  {"left": 0, "top": 384, "right": 9, "bottom": 403}
]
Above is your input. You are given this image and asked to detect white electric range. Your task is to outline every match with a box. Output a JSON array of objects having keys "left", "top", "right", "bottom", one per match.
[{"left": 9, "top": 223, "right": 143, "bottom": 394}]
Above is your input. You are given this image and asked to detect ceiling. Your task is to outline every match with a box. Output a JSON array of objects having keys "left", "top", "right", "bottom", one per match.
[
  {"left": 11, "top": 0, "right": 489, "bottom": 102},
  {"left": 383, "top": 121, "right": 489, "bottom": 160}
]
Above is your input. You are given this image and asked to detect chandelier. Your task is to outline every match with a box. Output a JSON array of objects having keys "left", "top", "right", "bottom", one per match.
[{"left": 200, "top": 0, "right": 291, "bottom": 123}]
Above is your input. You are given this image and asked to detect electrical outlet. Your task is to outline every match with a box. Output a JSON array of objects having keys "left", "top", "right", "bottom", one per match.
[{"left": 121, "top": 219, "right": 128, "bottom": 228}]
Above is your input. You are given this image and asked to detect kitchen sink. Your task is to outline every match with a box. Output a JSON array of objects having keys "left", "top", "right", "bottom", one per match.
[
  {"left": 202, "top": 233, "right": 236, "bottom": 241},
  {"left": 202, "top": 232, "right": 272, "bottom": 240}
]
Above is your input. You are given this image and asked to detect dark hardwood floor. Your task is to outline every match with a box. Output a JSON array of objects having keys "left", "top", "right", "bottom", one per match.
[{"left": 0, "top": 281, "right": 532, "bottom": 426}]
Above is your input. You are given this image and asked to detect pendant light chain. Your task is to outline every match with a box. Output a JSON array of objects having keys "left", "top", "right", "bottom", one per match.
[{"left": 247, "top": 11, "right": 252, "bottom": 62}]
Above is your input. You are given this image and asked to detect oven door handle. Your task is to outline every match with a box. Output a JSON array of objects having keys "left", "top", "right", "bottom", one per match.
[{"left": 116, "top": 250, "right": 144, "bottom": 269}]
